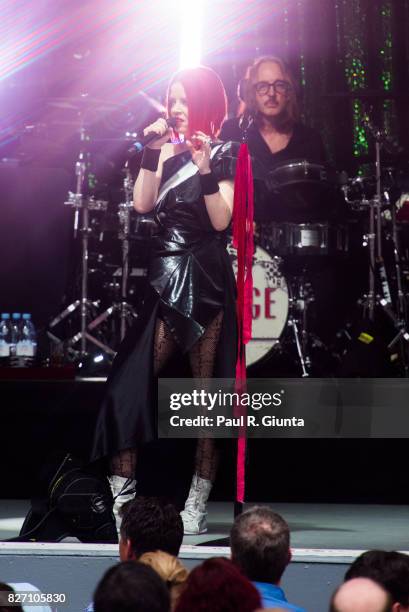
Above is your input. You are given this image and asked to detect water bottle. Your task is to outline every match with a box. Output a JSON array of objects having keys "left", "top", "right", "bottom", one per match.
[
  {"left": 10, "top": 313, "right": 21, "bottom": 361},
  {"left": 17, "top": 313, "right": 37, "bottom": 362},
  {"left": 0, "top": 313, "right": 11, "bottom": 364}
]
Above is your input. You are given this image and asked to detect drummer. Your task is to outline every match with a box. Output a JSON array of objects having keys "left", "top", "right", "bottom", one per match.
[
  {"left": 220, "top": 55, "right": 329, "bottom": 222},
  {"left": 221, "top": 55, "right": 326, "bottom": 165},
  {"left": 221, "top": 55, "right": 348, "bottom": 354}
]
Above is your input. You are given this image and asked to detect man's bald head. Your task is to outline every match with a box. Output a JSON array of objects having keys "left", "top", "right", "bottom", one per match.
[{"left": 330, "top": 578, "right": 392, "bottom": 612}]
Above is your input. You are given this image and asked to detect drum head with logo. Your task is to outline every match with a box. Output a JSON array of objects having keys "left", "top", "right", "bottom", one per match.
[{"left": 228, "top": 244, "right": 288, "bottom": 366}]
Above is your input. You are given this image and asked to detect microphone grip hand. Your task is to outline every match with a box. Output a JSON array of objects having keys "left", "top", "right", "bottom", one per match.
[
  {"left": 127, "top": 117, "right": 178, "bottom": 156},
  {"left": 144, "top": 118, "right": 172, "bottom": 149}
]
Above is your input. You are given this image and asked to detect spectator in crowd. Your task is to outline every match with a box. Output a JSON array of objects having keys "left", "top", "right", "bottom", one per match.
[
  {"left": 174, "top": 557, "right": 261, "bottom": 612},
  {"left": 330, "top": 577, "right": 392, "bottom": 612},
  {"left": 345, "top": 550, "right": 409, "bottom": 611},
  {"left": 0, "top": 583, "right": 23, "bottom": 612},
  {"left": 93, "top": 561, "right": 170, "bottom": 612},
  {"left": 139, "top": 551, "right": 188, "bottom": 611},
  {"left": 5, "top": 583, "right": 51, "bottom": 612},
  {"left": 230, "top": 506, "right": 306, "bottom": 611},
  {"left": 119, "top": 497, "right": 183, "bottom": 560},
  {"left": 86, "top": 497, "right": 185, "bottom": 612}
]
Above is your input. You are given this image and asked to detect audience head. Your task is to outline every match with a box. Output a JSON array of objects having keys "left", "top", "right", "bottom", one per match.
[
  {"left": 94, "top": 561, "right": 170, "bottom": 612},
  {"left": 345, "top": 550, "right": 409, "bottom": 610},
  {"left": 119, "top": 497, "right": 183, "bottom": 560},
  {"left": 330, "top": 578, "right": 393, "bottom": 612},
  {"left": 230, "top": 505, "right": 291, "bottom": 584},
  {"left": 174, "top": 557, "right": 261, "bottom": 612},
  {"left": 0, "top": 583, "right": 23, "bottom": 612},
  {"left": 139, "top": 551, "right": 189, "bottom": 610}
]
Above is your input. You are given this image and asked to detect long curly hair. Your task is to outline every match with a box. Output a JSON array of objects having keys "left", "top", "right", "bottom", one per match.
[{"left": 239, "top": 55, "right": 300, "bottom": 132}]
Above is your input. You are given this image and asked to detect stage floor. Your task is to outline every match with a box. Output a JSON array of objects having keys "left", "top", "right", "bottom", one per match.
[{"left": 2, "top": 500, "right": 409, "bottom": 552}]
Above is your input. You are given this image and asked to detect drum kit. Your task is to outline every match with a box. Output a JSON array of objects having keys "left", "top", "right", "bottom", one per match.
[
  {"left": 44, "top": 97, "right": 409, "bottom": 376},
  {"left": 45, "top": 95, "right": 157, "bottom": 361},
  {"left": 233, "top": 151, "right": 409, "bottom": 376}
]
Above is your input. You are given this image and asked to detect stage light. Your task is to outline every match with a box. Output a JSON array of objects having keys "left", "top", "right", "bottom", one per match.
[
  {"left": 178, "top": 0, "right": 204, "bottom": 69},
  {"left": 93, "top": 354, "right": 104, "bottom": 363}
]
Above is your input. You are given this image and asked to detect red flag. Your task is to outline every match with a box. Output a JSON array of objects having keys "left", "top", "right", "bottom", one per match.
[{"left": 232, "top": 142, "right": 254, "bottom": 504}]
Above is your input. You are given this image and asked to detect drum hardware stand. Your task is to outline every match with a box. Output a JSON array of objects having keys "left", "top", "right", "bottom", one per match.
[
  {"left": 390, "top": 197, "right": 409, "bottom": 326},
  {"left": 48, "top": 126, "right": 116, "bottom": 358},
  {"left": 360, "top": 116, "right": 406, "bottom": 320},
  {"left": 349, "top": 195, "right": 409, "bottom": 353},
  {"left": 346, "top": 117, "right": 409, "bottom": 373},
  {"left": 381, "top": 195, "right": 409, "bottom": 373},
  {"left": 86, "top": 162, "right": 138, "bottom": 345},
  {"left": 287, "top": 276, "right": 315, "bottom": 377}
]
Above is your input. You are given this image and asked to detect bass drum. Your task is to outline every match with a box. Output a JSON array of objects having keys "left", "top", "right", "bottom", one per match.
[{"left": 227, "top": 243, "right": 289, "bottom": 366}]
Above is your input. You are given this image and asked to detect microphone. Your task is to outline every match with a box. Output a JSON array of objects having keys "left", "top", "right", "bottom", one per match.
[
  {"left": 239, "top": 109, "right": 254, "bottom": 132},
  {"left": 127, "top": 117, "right": 178, "bottom": 155}
]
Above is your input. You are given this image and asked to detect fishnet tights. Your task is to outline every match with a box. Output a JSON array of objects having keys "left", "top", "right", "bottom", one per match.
[
  {"left": 110, "top": 312, "right": 223, "bottom": 482},
  {"left": 189, "top": 311, "right": 223, "bottom": 482}
]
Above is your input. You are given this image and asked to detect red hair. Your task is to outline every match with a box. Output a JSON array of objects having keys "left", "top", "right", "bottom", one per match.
[
  {"left": 174, "top": 557, "right": 261, "bottom": 612},
  {"left": 167, "top": 66, "right": 227, "bottom": 138}
]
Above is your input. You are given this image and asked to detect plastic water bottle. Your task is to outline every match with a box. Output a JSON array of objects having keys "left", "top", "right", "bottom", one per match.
[
  {"left": 0, "top": 313, "right": 11, "bottom": 364},
  {"left": 17, "top": 313, "right": 37, "bottom": 362},
  {"left": 10, "top": 313, "right": 21, "bottom": 361}
]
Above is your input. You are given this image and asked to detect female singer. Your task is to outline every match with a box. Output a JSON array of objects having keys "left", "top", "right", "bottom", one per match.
[{"left": 91, "top": 65, "right": 238, "bottom": 535}]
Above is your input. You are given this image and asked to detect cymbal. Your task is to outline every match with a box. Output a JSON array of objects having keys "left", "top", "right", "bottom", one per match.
[{"left": 46, "top": 96, "right": 126, "bottom": 113}]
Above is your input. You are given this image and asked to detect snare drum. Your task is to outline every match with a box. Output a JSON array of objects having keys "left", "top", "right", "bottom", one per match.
[
  {"left": 260, "top": 222, "right": 348, "bottom": 256},
  {"left": 270, "top": 160, "right": 328, "bottom": 187},
  {"left": 228, "top": 244, "right": 289, "bottom": 366}
]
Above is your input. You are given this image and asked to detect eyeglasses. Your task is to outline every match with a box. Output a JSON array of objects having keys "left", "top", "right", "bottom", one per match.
[{"left": 254, "top": 80, "right": 291, "bottom": 96}]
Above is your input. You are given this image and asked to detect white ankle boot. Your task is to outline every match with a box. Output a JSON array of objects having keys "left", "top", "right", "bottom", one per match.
[
  {"left": 180, "top": 474, "right": 212, "bottom": 535},
  {"left": 108, "top": 475, "right": 136, "bottom": 535}
]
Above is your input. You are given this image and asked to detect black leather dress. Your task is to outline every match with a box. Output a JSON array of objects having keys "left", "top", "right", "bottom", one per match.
[{"left": 91, "top": 141, "right": 239, "bottom": 462}]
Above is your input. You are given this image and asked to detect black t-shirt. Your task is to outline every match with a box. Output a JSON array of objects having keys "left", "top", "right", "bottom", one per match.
[
  {"left": 220, "top": 119, "right": 327, "bottom": 171},
  {"left": 220, "top": 118, "right": 340, "bottom": 222}
]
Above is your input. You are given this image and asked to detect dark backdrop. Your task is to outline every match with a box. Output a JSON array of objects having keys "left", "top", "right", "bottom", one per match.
[{"left": 1, "top": 0, "right": 408, "bottom": 326}]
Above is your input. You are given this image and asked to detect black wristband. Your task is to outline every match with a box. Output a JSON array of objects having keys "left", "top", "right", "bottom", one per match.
[
  {"left": 141, "top": 147, "right": 161, "bottom": 172},
  {"left": 200, "top": 171, "right": 220, "bottom": 196}
]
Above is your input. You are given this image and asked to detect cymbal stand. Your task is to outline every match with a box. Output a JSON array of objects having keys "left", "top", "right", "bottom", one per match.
[
  {"left": 382, "top": 193, "right": 409, "bottom": 372},
  {"left": 390, "top": 197, "right": 408, "bottom": 323},
  {"left": 373, "top": 127, "right": 409, "bottom": 351},
  {"left": 87, "top": 162, "right": 138, "bottom": 344},
  {"left": 48, "top": 127, "right": 115, "bottom": 358},
  {"left": 345, "top": 121, "right": 409, "bottom": 368}
]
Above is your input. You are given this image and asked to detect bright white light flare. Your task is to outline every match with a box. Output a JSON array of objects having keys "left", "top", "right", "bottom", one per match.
[{"left": 178, "top": 0, "right": 204, "bottom": 69}]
